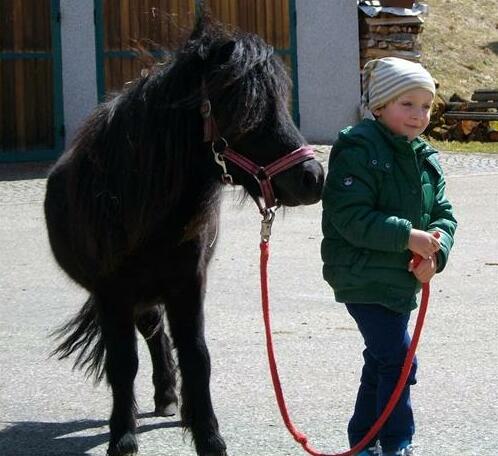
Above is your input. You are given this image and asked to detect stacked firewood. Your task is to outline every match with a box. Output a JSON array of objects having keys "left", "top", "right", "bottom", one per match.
[
  {"left": 359, "top": 11, "right": 424, "bottom": 68},
  {"left": 428, "top": 90, "right": 498, "bottom": 142}
]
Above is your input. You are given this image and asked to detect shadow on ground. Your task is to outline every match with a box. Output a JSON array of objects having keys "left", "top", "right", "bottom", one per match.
[{"left": 0, "top": 414, "right": 181, "bottom": 456}]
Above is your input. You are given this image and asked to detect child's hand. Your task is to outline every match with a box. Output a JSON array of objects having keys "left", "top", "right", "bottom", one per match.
[
  {"left": 408, "top": 254, "right": 438, "bottom": 283},
  {"left": 408, "top": 229, "right": 440, "bottom": 259}
]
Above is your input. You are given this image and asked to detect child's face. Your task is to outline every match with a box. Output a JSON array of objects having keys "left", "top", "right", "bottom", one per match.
[{"left": 373, "top": 88, "right": 434, "bottom": 141}]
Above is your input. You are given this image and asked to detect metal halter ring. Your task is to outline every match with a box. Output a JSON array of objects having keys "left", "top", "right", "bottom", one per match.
[
  {"left": 212, "top": 138, "right": 233, "bottom": 184},
  {"left": 211, "top": 137, "right": 228, "bottom": 154}
]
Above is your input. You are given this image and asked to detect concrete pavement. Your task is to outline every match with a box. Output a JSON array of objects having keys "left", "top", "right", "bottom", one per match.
[{"left": 0, "top": 152, "right": 497, "bottom": 456}]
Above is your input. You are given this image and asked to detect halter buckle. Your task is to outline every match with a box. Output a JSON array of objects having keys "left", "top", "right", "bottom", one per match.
[{"left": 200, "top": 99, "right": 211, "bottom": 119}]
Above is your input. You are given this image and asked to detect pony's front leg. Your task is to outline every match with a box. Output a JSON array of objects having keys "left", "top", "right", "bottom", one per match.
[
  {"left": 136, "top": 305, "right": 178, "bottom": 416},
  {"left": 165, "top": 272, "right": 227, "bottom": 456},
  {"left": 98, "top": 293, "right": 139, "bottom": 456}
]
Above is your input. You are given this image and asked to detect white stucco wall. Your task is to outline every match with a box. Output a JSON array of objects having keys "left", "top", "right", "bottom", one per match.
[
  {"left": 60, "top": 1, "right": 98, "bottom": 145},
  {"left": 296, "top": 0, "right": 361, "bottom": 144}
]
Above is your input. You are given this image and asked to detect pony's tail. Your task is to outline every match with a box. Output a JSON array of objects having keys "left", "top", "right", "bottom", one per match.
[{"left": 50, "top": 295, "right": 106, "bottom": 383}]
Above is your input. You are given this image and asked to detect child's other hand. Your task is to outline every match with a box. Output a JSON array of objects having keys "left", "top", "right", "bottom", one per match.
[
  {"left": 408, "top": 229, "right": 440, "bottom": 259},
  {"left": 408, "top": 254, "right": 438, "bottom": 283}
]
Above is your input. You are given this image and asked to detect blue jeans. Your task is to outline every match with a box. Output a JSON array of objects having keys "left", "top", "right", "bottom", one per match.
[{"left": 346, "top": 303, "right": 417, "bottom": 453}]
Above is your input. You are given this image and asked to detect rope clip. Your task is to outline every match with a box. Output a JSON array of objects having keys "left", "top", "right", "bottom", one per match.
[
  {"left": 212, "top": 138, "right": 233, "bottom": 184},
  {"left": 260, "top": 208, "right": 276, "bottom": 243}
]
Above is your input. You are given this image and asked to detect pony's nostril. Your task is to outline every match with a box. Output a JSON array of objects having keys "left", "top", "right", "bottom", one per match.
[{"left": 303, "top": 169, "right": 321, "bottom": 190}]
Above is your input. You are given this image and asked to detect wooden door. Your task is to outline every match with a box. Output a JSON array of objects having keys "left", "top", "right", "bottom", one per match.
[{"left": 0, "top": 0, "right": 64, "bottom": 162}]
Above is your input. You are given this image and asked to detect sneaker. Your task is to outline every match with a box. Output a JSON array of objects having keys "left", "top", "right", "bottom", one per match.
[
  {"left": 383, "top": 441, "right": 415, "bottom": 456},
  {"left": 396, "top": 444, "right": 415, "bottom": 456},
  {"left": 357, "top": 440, "right": 383, "bottom": 455}
]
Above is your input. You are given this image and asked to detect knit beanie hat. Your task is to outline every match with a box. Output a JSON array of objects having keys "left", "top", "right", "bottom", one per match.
[{"left": 360, "top": 57, "right": 436, "bottom": 119}]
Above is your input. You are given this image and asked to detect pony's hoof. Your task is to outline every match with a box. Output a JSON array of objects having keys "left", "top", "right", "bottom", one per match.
[
  {"left": 155, "top": 402, "right": 177, "bottom": 417},
  {"left": 107, "top": 432, "right": 138, "bottom": 456},
  {"left": 198, "top": 434, "right": 227, "bottom": 456}
]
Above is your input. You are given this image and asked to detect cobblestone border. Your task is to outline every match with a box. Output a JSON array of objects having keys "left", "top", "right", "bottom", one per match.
[{"left": 1, "top": 152, "right": 498, "bottom": 205}]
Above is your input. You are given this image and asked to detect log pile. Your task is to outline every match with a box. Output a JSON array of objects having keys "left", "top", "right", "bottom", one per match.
[
  {"left": 428, "top": 90, "right": 498, "bottom": 142},
  {"left": 359, "top": 8, "right": 424, "bottom": 68}
]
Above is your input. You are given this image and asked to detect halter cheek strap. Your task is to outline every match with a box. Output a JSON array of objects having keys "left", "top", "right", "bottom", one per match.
[{"left": 200, "top": 82, "right": 315, "bottom": 214}]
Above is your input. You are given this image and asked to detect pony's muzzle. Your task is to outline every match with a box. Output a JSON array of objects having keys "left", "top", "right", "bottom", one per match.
[
  {"left": 274, "top": 159, "right": 324, "bottom": 206},
  {"left": 301, "top": 160, "right": 324, "bottom": 200}
]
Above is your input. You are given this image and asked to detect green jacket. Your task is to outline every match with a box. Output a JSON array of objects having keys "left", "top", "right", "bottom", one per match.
[{"left": 321, "top": 119, "right": 457, "bottom": 313}]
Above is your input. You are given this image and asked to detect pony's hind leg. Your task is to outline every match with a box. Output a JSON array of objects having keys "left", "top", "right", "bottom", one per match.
[
  {"left": 165, "top": 274, "right": 227, "bottom": 456},
  {"left": 97, "top": 292, "right": 139, "bottom": 456},
  {"left": 136, "top": 305, "right": 178, "bottom": 416}
]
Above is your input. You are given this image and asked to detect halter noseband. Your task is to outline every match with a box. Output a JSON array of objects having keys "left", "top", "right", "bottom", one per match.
[{"left": 200, "top": 82, "right": 315, "bottom": 217}]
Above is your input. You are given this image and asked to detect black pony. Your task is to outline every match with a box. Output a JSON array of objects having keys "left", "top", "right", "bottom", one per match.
[{"left": 44, "top": 15, "right": 323, "bottom": 456}]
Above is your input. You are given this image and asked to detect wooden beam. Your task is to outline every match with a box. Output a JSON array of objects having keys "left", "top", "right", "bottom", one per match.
[
  {"left": 446, "top": 101, "right": 498, "bottom": 110},
  {"left": 471, "top": 91, "right": 498, "bottom": 102},
  {"left": 364, "top": 16, "right": 424, "bottom": 26},
  {"left": 363, "top": 47, "right": 421, "bottom": 60},
  {"left": 474, "top": 89, "right": 498, "bottom": 93},
  {"left": 444, "top": 112, "right": 498, "bottom": 121}
]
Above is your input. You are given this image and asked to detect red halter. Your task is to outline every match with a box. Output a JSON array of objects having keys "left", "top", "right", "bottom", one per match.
[{"left": 200, "top": 87, "right": 315, "bottom": 216}]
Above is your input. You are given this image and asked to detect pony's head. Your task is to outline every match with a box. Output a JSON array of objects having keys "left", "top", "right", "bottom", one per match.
[
  {"left": 75, "top": 14, "right": 324, "bottom": 243},
  {"left": 177, "top": 15, "right": 324, "bottom": 209}
]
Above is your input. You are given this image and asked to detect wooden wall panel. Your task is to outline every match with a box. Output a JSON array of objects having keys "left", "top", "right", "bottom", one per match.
[
  {"left": 0, "top": 59, "right": 53, "bottom": 150},
  {"left": 0, "top": 0, "right": 54, "bottom": 150},
  {"left": 103, "top": 0, "right": 197, "bottom": 93},
  {"left": 206, "top": 0, "right": 290, "bottom": 49},
  {"left": 0, "top": 0, "right": 51, "bottom": 51}
]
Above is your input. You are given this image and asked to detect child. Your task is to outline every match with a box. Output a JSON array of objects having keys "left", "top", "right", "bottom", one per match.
[{"left": 321, "top": 57, "right": 457, "bottom": 455}]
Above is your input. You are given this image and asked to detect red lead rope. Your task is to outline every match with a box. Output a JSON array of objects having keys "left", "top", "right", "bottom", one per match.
[{"left": 259, "top": 234, "right": 438, "bottom": 456}]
